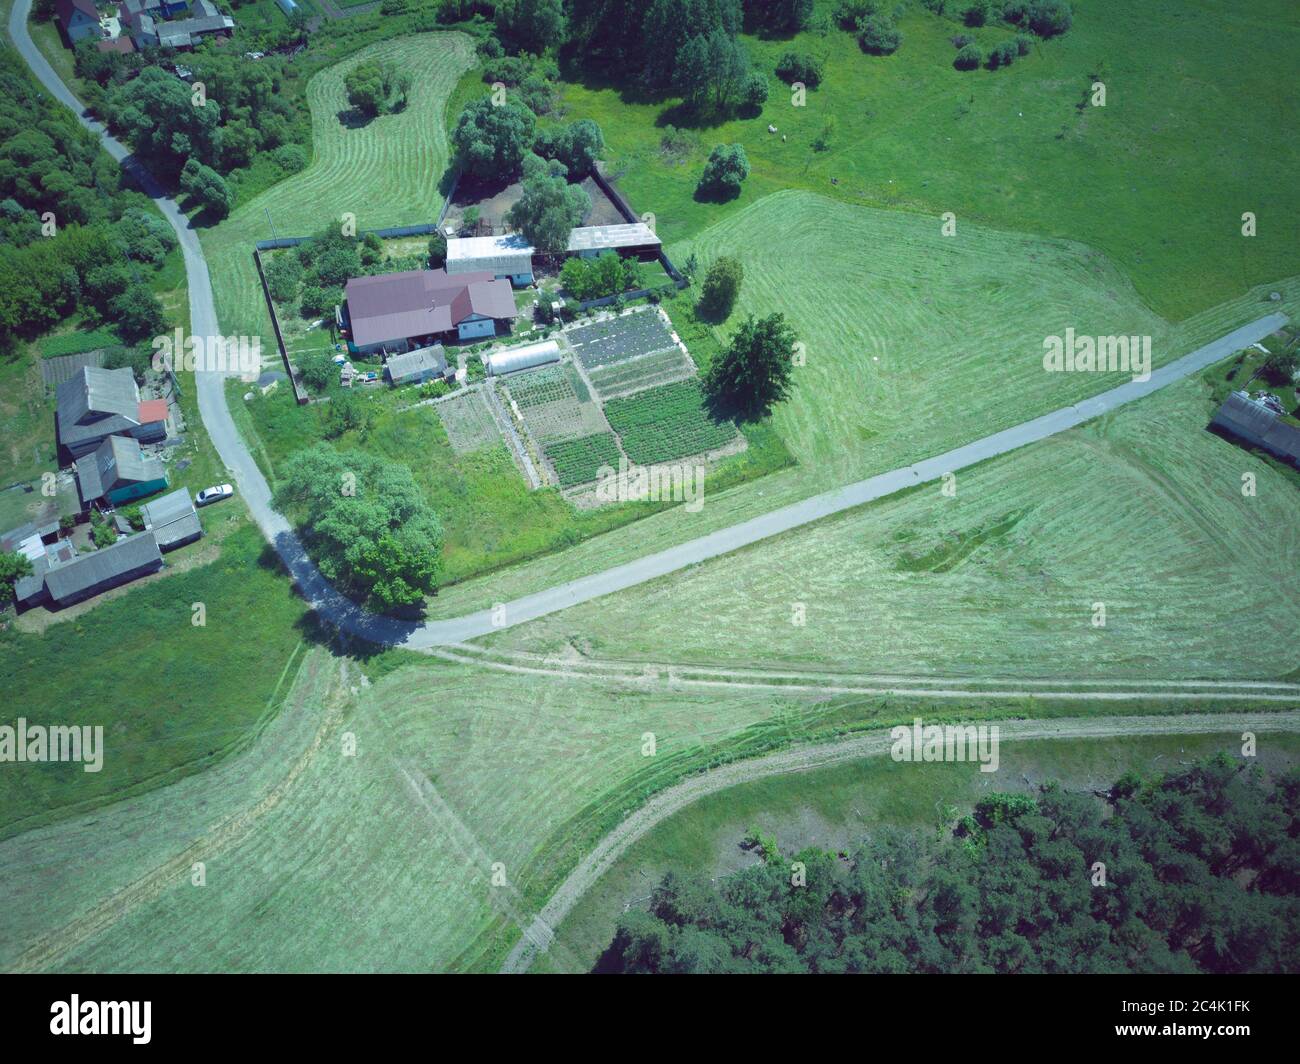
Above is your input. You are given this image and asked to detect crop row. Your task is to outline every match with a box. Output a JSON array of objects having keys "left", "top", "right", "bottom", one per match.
[
  {"left": 544, "top": 432, "right": 622, "bottom": 486},
  {"left": 603, "top": 380, "right": 736, "bottom": 465}
]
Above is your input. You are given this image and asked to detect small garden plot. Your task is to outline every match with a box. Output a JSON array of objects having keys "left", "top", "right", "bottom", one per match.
[
  {"left": 567, "top": 310, "right": 678, "bottom": 370},
  {"left": 505, "top": 366, "right": 607, "bottom": 442},
  {"left": 603, "top": 380, "right": 738, "bottom": 465},
  {"left": 543, "top": 432, "right": 621, "bottom": 487},
  {"left": 588, "top": 347, "right": 695, "bottom": 401},
  {"left": 437, "top": 389, "right": 502, "bottom": 454}
]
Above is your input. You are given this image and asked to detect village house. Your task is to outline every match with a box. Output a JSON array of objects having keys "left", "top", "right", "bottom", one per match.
[
  {"left": 340, "top": 269, "right": 515, "bottom": 354},
  {"left": 55, "top": 366, "right": 168, "bottom": 461}
]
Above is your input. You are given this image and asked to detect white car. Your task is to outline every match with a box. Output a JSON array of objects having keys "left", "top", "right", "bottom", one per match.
[{"left": 195, "top": 484, "right": 234, "bottom": 507}]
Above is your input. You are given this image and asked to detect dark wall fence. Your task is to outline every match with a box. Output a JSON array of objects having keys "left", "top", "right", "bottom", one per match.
[{"left": 251, "top": 247, "right": 310, "bottom": 405}]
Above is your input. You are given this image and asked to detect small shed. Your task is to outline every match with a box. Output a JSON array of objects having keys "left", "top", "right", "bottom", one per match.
[
  {"left": 384, "top": 344, "right": 449, "bottom": 385},
  {"left": 140, "top": 489, "right": 203, "bottom": 551},
  {"left": 485, "top": 340, "right": 561, "bottom": 376}
]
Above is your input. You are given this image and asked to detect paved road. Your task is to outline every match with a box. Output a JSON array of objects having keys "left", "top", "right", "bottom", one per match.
[{"left": 12, "top": 0, "right": 1288, "bottom": 648}]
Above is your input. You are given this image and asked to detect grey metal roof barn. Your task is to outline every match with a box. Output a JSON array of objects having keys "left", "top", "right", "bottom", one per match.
[
  {"left": 43, "top": 531, "right": 163, "bottom": 606},
  {"left": 485, "top": 340, "right": 561, "bottom": 376},
  {"left": 140, "top": 489, "right": 204, "bottom": 551},
  {"left": 566, "top": 223, "right": 661, "bottom": 255},
  {"left": 75, "top": 435, "right": 166, "bottom": 505},
  {"left": 446, "top": 235, "right": 535, "bottom": 277},
  {"left": 1210, "top": 391, "right": 1300, "bottom": 466},
  {"left": 384, "top": 344, "right": 449, "bottom": 384}
]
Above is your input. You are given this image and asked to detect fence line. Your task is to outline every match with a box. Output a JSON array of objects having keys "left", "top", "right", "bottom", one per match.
[{"left": 251, "top": 247, "right": 309, "bottom": 406}]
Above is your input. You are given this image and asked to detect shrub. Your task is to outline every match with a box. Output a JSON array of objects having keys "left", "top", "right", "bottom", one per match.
[
  {"left": 775, "top": 51, "right": 824, "bottom": 88},
  {"left": 834, "top": 0, "right": 878, "bottom": 28},
  {"left": 954, "top": 44, "right": 982, "bottom": 70},
  {"left": 696, "top": 143, "right": 750, "bottom": 201},
  {"left": 739, "top": 71, "right": 769, "bottom": 113},
  {"left": 987, "top": 40, "right": 1018, "bottom": 68},
  {"left": 1015, "top": 34, "right": 1033, "bottom": 55},
  {"left": 964, "top": 0, "right": 990, "bottom": 27},
  {"left": 265, "top": 253, "right": 302, "bottom": 305},
  {"left": 857, "top": 14, "right": 902, "bottom": 54},
  {"left": 951, "top": 34, "right": 974, "bottom": 48},
  {"left": 273, "top": 144, "right": 308, "bottom": 174}
]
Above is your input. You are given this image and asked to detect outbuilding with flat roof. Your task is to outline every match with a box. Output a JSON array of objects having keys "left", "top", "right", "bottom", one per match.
[
  {"left": 567, "top": 223, "right": 661, "bottom": 259},
  {"left": 446, "top": 234, "right": 535, "bottom": 286}
]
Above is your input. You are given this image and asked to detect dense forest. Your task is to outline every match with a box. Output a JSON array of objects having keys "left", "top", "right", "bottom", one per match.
[
  {"left": 601, "top": 756, "right": 1300, "bottom": 973},
  {"left": 0, "top": 50, "right": 173, "bottom": 355}
]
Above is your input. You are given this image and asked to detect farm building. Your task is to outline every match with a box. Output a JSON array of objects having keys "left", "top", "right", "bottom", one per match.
[
  {"left": 54, "top": 0, "right": 99, "bottom": 44},
  {"left": 342, "top": 269, "right": 515, "bottom": 353},
  {"left": 384, "top": 345, "right": 449, "bottom": 385},
  {"left": 43, "top": 532, "right": 163, "bottom": 607},
  {"left": 140, "top": 489, "right": 203, "bottom": 551},
  {"left": 56, "top": 366, "right": 168, "bottom": 460},
  {"left": 446, "top": 235, "right": 535, "bottom": 286},
  {"left": 121, "top": 0, "right": 234, "bottom": 49},
  {"left": 97, "top": 35, "right": 137, "bottom": 53},
  {"left": 567, "top": 223, "right": 661, "bottom": 260},
  {"left": 485, "top": 340, "right": 561, "bottom": 376},
  {"left": 75, "top": 435, "right": 168, "bottom": 508},
  {"left": 1211, "top": 391, "right": 1300, "bottom": 467}
]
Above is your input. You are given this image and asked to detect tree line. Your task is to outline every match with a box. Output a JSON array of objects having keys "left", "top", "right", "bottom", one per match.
[{"left": 602, "top": 755, "right": 1300, "bottom": 973}]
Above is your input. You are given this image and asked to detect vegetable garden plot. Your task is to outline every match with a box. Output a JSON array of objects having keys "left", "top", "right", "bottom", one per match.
[
  {"left": 567, "top": 310, "right": 679, "bottom": 370},
  {"left": 543, "top": 432, "right": 622, "bottom": 487},
  {"left": 505, "top": 365, "right": 609, "bottom": 443},
  {"left": 588, "top": 347, "right": 695, "bottom": 401},
  {"left": 437, "top": 389, "right": 503, "bottom": 454},
  {"left": 603, "top": 380, "right": 738, "bottom": 465}
]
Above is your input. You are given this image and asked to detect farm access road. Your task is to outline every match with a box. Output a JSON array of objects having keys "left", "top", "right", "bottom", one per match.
[{"left": 7, "top": 0, "right": 1290, "bottom": 648}]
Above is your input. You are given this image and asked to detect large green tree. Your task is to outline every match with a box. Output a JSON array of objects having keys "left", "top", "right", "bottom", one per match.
[
  {"left": 507, "top": 155, "right": 591, "bottom": 254},
  {"left": 451, "top": 97, "right": 537, "bottom": 179},
  {"left": 274, "top": 445, "right": 445, "bottom": 609},
  {"left": 704, "top": 312, "right": 796, "bottom": 420},
  {"left": 495, "top": 0, "right": 568, "bottom": 54}
]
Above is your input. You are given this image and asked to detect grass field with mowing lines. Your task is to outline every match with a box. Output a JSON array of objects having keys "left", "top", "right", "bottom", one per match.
[
  {"left": 553, "top": 0, "right": 1299, "bottom": 321},
  {"left": 543, "top": 732, "right": 1300, "bottom": 972},
  {"left": 486, "top": 372, "right": 1300, "bottom": 680},
  {"left": 200, "top": 33, "right": 476, "bottom": 354}
]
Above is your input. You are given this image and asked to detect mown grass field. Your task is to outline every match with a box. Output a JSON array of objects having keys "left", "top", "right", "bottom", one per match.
[
  {"left": 486, "top": 370, "right": 1300, "bottom": 679},
  {"left": 552, "top": 0, "right": 1300, "bottom": 321},
  {"left": 200, "top": 33, "right": 477, "bottom": 351},
  {"left": 543, "top": 731, "right": 1300, "bottom": 972},
  {"left": 0, "top": 527, "right": 311, "bottom": 839}
]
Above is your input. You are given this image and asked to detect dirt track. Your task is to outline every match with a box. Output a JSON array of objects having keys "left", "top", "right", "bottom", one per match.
[{"left": 500, "top": 709, "right": 1300, "bottom": 973}]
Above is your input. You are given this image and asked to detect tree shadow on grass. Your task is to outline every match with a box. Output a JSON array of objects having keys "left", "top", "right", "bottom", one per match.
[{"left": 336, "top": 107, "right": 377, "bottom": 130}]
